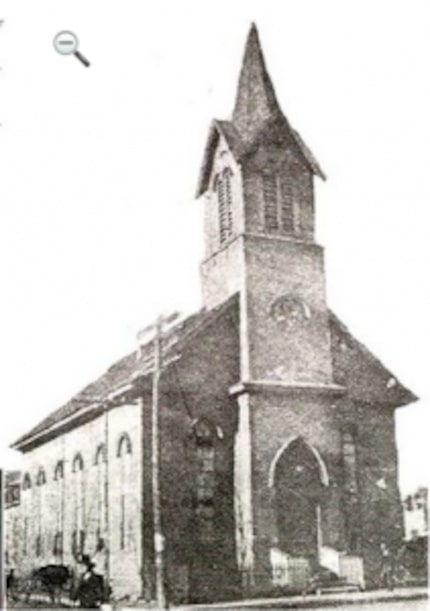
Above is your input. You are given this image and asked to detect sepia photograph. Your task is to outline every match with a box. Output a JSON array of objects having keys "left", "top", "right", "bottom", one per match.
[{"left": 0, "top": 1, "right": 428, "bottom": 609}]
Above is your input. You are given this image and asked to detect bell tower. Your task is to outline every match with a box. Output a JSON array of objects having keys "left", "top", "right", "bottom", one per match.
[{"left": 198, "top": 24, "right": 333, "bottom": 386}]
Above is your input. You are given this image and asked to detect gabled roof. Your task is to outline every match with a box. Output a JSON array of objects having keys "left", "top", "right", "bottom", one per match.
[
  {"left": 329, "top": 312, "right": 417, "bottom": 407},
  {"left": 196, "top": 25, "right": 325, "bottom": 197},
  {"left": 12, "top": 295, "right": 238, "bottom": 451},
  {"left": 12, "top": 298, "right": 416, "bottom": 451}
]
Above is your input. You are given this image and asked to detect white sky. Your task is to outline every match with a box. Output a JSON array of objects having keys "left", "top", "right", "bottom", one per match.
[{"left": 0, "top": 0, "right": 429, "bottom": 496}]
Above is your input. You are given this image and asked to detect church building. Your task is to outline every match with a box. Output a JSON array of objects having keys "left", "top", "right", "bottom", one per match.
[{"left": 10, "top": 25, "right": 417, "bottom": 604}]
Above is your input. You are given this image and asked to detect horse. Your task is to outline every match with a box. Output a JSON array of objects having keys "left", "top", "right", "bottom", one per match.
[{"left": 25, "top": 564, "right": 74, "bottom": 605}]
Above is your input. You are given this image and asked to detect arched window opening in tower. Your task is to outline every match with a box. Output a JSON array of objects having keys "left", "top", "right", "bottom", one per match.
[
  {"left": 216, "top": 168, "right": 234, "bottom": 245},
  {"left": 280, "top": 175, "right": 295, "bottom": 233},
  {"left": 263, "top": 172, "right": 279, "bottom": 230}
]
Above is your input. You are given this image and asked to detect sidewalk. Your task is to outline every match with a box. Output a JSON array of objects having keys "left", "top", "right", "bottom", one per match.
[
  {"left": 170, "top": 586, "right": 428, "bottom": 610},
  {"left": 12, "top": 586, "right": 427, "bottom": 609}
]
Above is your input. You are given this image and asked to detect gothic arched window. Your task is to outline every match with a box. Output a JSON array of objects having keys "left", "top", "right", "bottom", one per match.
[
  {"left": 117, "top": 433, "right": 132, "bottom": 457},
  {"left": 94, "top": 443, "right": 107, "bottom": 465},
  {"left": 117, "top": 432, "right": 133, "bottom": 550},
  {"left": 342, "top": 426, "right": 361, "bottom": 552},
  {"left": 54, "top": 460, "right": 64, "bottom": 481},
  {"left": 22, "top": 473, "right": 32, "bottom": 490},
  {"left": 53, "top": 460, "right": 65, "bottom": 558},
  {"left": 279, "top": 173, "right": 295, "bottom": 233},
  {"left": 263, "top": 168, "right": 300, "bottom": 235},
  {"left": 21, "top": 475, "right": 32, "bottom": 556},
  {"left": 72, "top": 453, "right": 84, "bottom": 473},
  {"left": 72, "top": 453, "right": 85, "bottom": 557},
  {"left": 35, "top": 468, "right": 47, "bottom": 559},
  {"left": 36, "top": 467, "right": 46, "bottom": 486},
  {"left": 216, "top": 168, "right": 234, "bottom": 245},
  {"left": 94, "top": 443, "right": 107, "bottom": 548},
  {"left": 193, "top": 419, "right": 216, "bottom": 543},
  {"left": 263, "top": 172, "right": 279, "bottom": 230}
]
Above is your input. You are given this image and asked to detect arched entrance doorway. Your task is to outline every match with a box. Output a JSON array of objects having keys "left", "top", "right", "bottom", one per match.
[{"left": 273, "top": 438, "right": 325, "bottom": 562}]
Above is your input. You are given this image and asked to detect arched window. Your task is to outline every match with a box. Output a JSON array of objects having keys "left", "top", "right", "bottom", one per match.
[
  {"left": 263, "top": 168, "right": 300, "bottom": 235},
  {"left": 53, "top": 531, "right": 63, "bottom": 558},
  {"left": 72, "top": 453, "right": 85, "bottom": 557},
  {"left": 54, "top": 460, "right": 64, "bottom": 481},
  {"left": 34, "top": 468, "right": 47, "bottom": 559},
  {"left": 280, "top": 173, "right": 295, "bottom": 233},
  {"left": 263, "top": 172, "right": 279, "bottom": 230},
  {"left": 94, "top": 443, "right": 107, "bottom": 465},
  {"left": 71, "top": 529, "right": 85, "bottom": 559},
  {"left": 21, "top": 475, "right": 32, "bottom": 556},
  {"left": 216, "top": 168, "right": 234, "bottom": 244},
  {"left": 36, "top": 467, "right": 47, "bottom": 486},
  {"left": 72, "top": 452, "right": 84, "bottom": 473},
  {"left": 342, "top": 426, "right": 361, "bottom": 552},
  {"left": 117, "top": 433, "right": 132, "bottom": 457},
  {"left": 117, "top": 433, "right": 133, "bottom": 550},
  {"left": 22, "top": 473, "right": 32, "bottom": 490},
  {"left": 53, "top": 461, "right": 65, "bottom": 559},
  {"left": 35, "top": 534, "right": 42, "bottom": 557},
  {"left": 94, "top": 443, "right": 107, "bottom": 549},
  {"left": 193, "top": 418, "right": 216, "bottom": 543}
]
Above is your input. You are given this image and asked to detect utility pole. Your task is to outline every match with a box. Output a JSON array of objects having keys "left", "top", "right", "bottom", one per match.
[
  {"left": 138, "top": 311, "right": 181, "bottom": 610},
  {"left": 104, "top": 406, "right": 110, "bottom": 593},
  {"left": 152, "top": 316, "right": 167, "bottom": 610}
]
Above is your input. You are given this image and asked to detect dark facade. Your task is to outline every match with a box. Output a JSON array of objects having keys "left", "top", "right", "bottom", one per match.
[{"left": 10, "top": 25, "right": 416, "bottom": 603}]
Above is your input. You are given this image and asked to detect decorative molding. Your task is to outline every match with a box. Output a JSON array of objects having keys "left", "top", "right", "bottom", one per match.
[{"left": 229, "top": 380, "right": 345, "bottom": 398}]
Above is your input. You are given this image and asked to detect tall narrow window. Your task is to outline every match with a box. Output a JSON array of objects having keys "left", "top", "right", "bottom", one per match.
[
  {"left": 216, "top": 168, "right": 234, "bottom": 244},
  {"left": 342, "top": 427, "right": 361, "bottom": 552},
  {"left": 94, "top": 444, "right": 107, "bottom": 550},
  {"left": 193, "top": 419, "right": 216, "bottom": 543},
  {"left": 54, "top": 461, "right": 64, "bottom": 558},
  {"left": 22, "top": 474, "right": 31, "bottom": 556},
  {"left": 117, "top": 433, "right": 132, "bottom": 551},
  {"left": 23, "top": 517, "right": 29, "bottom": 555},
  {"left": 280, "top": 176, "right": 295, "bottom": 233},
  {"left": 263, "top": 173, "right": 279, "bottom": 230},
  {"left": 72, "top": 453, "right": 85, "bottom": 558},
  {"left": 224, "top": 167, "right": 233, "bottom": 236},
  {"left": 342, "top": 431, "right": 358, "bottom": 494},
  {"left": 22, "top": 473, "right": 32, "bottom": 491},
  {"left": 35, "top": 468, "right": 47, "bottom": 559}
]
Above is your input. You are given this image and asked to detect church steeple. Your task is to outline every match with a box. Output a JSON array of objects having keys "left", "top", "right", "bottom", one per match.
[{"left": 232, "top": 24, "right": 284, "bottom": 141}]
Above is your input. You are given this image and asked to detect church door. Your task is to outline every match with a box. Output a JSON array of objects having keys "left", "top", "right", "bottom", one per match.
[{"left": 274, "top": 438, "right": 324, "bottom": 561}]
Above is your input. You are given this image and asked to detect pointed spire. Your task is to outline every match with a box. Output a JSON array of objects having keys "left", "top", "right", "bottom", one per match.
[{"left": 232, "top": 24, "right": 284, "bottom": 141}]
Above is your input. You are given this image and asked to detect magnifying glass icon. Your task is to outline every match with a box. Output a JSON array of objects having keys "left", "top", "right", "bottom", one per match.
[{"left": 54, "top": 31, "right": 90, "bottom": 67}]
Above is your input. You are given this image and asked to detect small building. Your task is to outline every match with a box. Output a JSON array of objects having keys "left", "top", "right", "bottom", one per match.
[
  {"left": 4, "top": 471, "right": 21, "bottom": 571},
  {"left": 9, "top": 25, "right": 417, "bottom": 603},
  {"left": 404, "top": 488, "right": 428, "bottom": 541}
]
